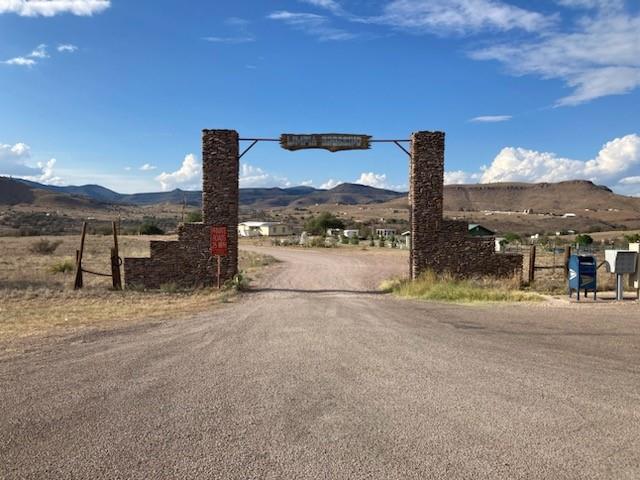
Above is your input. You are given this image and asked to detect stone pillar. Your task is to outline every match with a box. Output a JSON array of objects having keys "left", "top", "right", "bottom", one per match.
[
  {"left": 202, "top": 129, "right": 239, "bottom": 281},
  {"left": 410, "top": 131, "right": 445, "bottom": 279}
]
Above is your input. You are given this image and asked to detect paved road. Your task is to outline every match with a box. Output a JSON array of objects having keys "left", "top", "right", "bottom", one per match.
[{"left": 1, "top": 246, "right": 639, "bottom": 479}]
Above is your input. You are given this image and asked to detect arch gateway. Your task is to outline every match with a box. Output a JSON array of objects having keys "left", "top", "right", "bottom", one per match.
[{"left": 124, "top": 130, "right": 523, "bottom": 289}]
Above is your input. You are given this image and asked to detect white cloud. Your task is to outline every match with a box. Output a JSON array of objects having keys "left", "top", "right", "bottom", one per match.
[
  {"left": 240, "top": 163, "right": 291, "bottom": 188},
  {"left": 3, "top": 57, "right": 35, "bottom": 66},
  {"left": 0, "top": 141, "right": 63, "bottom": 184},
  {"left": 444, "top": 170, "right": 480, "bottom": 184},
  {"left": 28, "top": 158, "right": 63, "bottom": 185},
  {"left": 124, "top": 166, "right": 132, "bottom": 171},
  {"left": 300, "top": 179, "right": 314, "bottom": 186},
  {"left": 470, "top": 11, "right": 640, "bottom": 105},
  {"left": 470, "top": 115, "right": 512, "bottom": 123},
  {"left": 448, "top": 133, "right": 640, "bottom": 194},
  {"left": 140, "top": 163, "right": 157, "bottom": 171},
  {"left": 355, "top": 172, "right": 389, "bottom": 189},
  {"left": 203, "top": 36, "right": 255, "bottom": 44},
  {"left": 29, "top": 44, "right": 48, "bottom": 58},
  {"left": 155, "top": 154, "right": 201, "bottom": 191},
  {"left": 268, "top": 10, "right": 356, "bottom": 41},
  {"left": 320, "top": 179, "right": 343, "bottom": 189},
  {"left": 370, "top": 0, "right": 553, "bottom": 35},
  {"left": 556, "top": 0, "right": 624, "bottom": 9},
  {"left": 300, "top": 0, "right": 344, "bottom": 14},
  {"left": 57, "top": 44, "right": 78, "bottom": 53},
  {"left": 0, "top": 0, "right": 111, "bottom": 17}
]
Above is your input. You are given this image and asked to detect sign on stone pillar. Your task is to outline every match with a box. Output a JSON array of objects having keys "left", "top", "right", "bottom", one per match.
[{"left": 202, "top": 129, "right": 239, "bottom": 282}]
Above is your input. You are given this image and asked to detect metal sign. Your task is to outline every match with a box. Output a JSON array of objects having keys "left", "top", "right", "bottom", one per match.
[
  {"left": 280, "top": 133, "right": 371, "bottom": 153},
  {"left": 211, "top": 226, "right": 228, "bottom": 257}
]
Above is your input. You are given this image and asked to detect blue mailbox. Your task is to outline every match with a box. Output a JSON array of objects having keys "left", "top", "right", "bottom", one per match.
[{"left": 568, "top": 255, "right": 597, "bottom": 300}]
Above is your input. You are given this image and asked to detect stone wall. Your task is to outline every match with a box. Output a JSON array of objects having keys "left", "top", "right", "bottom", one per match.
[
  {"left": 125, "top": 128, "right": 522, "bottom": 289},
  {"left": 410, "top": 131, "right": 523, "bottom": 280},
  {"left": 124, "top": 130, "right": 239, "bottom": 289}
]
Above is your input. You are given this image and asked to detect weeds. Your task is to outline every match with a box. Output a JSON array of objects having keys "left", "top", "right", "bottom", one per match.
[
  {"left": 382, "top": 271, "right": 543, "bottom": 303},
  {"left": 30, "top": 239, "right": 63, "bottom": 255},
  {"left": 50, "top": 259, "right": 75, "bottom": 274}
]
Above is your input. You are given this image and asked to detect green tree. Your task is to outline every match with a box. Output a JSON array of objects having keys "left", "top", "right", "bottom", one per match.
[
  {"left": 140, "top": 221, "right": 164, "bottom": 235},
  {"left": 575, "top": 234, "right": 594, "bottom": 247},
  {"left": 624, "top": 233, "right": 640, "bottom": 243},
  {"left": 186, "top": 211, "right": 203, "bottom": 223},
  {"left": 503, "top": 232, "right": 521, "bottom": 244},
  {"left": 304, "top": 212, "right": 345, "bottom": 235}
]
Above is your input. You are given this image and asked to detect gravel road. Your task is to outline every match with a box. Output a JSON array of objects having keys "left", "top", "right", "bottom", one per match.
[{"left": 1, "top": 246, "right": 639, "bottom": 479}]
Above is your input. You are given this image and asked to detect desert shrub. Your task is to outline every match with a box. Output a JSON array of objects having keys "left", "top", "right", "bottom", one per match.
[
  {"left": 503, "top": 232, "right": 521, "bottom": 244},
  {"left": 160, "top": 282, "right": 179, "bottom": 293},
  {"left": 139, "top": 222, "right": 164, "bottom": 235},
  {"left": 341, "top": 236, "right": 350, "bottom": 244},
  {"left": 624, "top": 233, "right": 640, "bottom": 243},
  {"left": 186, "top": 211, "right": 203, "bottom": 223},
  {"left": 30, "top": 238, "right": 63, "bottom": 255},
  {"left": 304, "top": 212, "right": 345, "bottom": 235},
  {"left": 575, "top": 234, "right": 594, "bottom": 247},
  {"left": 225, "top": 272, "right": 250, "bottom": 291},
  {"left": 378, "top": 238, "right": 386, "bottom": 248},
  {"left": 50, "top": 259, "right": 75, "bottom": 274},
  {"left": 349, "top": 236, "right": 360, "bottom": 245}
]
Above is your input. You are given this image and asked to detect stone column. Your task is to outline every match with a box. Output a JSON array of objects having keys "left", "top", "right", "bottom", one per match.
[
  {"left": 410, "top": 131, "right": 445, "bottom": 279},
  {"left": 202, "top": 129, "right": 239, "bottom": 281}
]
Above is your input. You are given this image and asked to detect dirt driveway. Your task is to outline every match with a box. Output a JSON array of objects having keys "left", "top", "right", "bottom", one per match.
[{"left": 1, "top": 246, "right": 639, "bottom": 479}]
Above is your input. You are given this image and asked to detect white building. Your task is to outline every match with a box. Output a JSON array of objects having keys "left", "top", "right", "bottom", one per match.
[
  {"left": 238, "top": 222, "right": 292, "bottom": 237},
  {"left": 376, "top": 228, "right": 396, "bottom": 238},
  {"left": 343, "top": 229, "right": 360, "bottom": 239}
]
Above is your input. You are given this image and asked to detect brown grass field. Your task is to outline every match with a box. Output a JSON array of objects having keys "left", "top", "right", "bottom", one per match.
[{"left": 0, "top": 235, "right": 276, "bottom": 346}]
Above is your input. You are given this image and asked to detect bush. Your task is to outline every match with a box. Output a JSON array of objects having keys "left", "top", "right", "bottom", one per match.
[
  {"left": 186, "top": 211, "right": 203, "bottom": 223},
  {"left": 624, "top": 233, "right": 640, "bottom": 243},
  {"left": 349, "top": 236, "right": 359, "bottom": 245},
  {"left": 304, "top": 212, "right": 345, "bottom": 235},
  {"left": 139, "top": 222, "right": 165, "bottom": 235},
  {"left": 341, "top": 236, "right": 350, "bottom": 244},
  {"left": 575, "top": 234, "right": 594, "bottom": 247},
  {"left": 224, "top": 272, "right": 250, "bottom": 291},
  {"left": 50, "top": 259, "right": 75, "bottom": 274},
  {"left": 30, "top": 238, "right": 63, "bottom": 255}
]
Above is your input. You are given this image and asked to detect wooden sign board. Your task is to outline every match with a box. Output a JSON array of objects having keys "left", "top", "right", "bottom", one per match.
[
  {"left": 210, "top": 226, "right": 228, "bottom": 257},
  {"left": 280, "top": 134, "right": 371, "bottom": 153}
]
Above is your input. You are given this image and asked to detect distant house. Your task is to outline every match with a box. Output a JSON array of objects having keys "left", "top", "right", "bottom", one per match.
[
  {"left": 327, "top": 228, "right": 343, "bottom": 237},
  {"left": 376, "top": 228, "right": 397, "bottom": 238},
  {"left": 343, "top": 229, "right": 359, "bottom": 239},
  {"left": 238, "top": 221, "right": 292, "bottom": 237},
  {"left": 468, "top": 224, "right": 495, "bottom": 237}
]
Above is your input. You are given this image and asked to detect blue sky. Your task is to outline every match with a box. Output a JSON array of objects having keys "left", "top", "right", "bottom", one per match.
[{"left": 0, "top": 0, "right": 639, "bottom": 194}]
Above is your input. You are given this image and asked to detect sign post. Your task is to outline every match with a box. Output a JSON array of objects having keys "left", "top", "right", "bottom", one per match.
[{"left": 210, "top": 226, "right": 228, "bottom": 289}]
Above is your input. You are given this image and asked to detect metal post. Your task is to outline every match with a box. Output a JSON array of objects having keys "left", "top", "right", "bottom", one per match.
[
  {"left": 563, "top": 246, "right": 571, "bottom": 280},
  {"left": 217, "top": 255, "right": 221, "bottom": 290},
  {"left": 616, "top": 274, "right": 624, "bottom": 301},
  {"left": 111, "top": 221, "right": 122, "bottom": 290}
]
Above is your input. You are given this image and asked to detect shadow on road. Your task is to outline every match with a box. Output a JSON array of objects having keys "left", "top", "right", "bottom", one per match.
[{"left": 248, "top": 288, "right": 386, "bottom": 295}]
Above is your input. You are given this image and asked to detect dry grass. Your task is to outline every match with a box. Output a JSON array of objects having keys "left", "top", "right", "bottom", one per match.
[
  {"left": 0, "top": 235, "right": 275, "bottom": 341},
  {"left": 382, "top": 271, "right": 543, "bottom": 303}
]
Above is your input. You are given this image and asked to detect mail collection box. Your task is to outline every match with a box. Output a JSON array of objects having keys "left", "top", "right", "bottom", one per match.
[{"left": 568, "top": 255, "right": 597, "bottom": 301}]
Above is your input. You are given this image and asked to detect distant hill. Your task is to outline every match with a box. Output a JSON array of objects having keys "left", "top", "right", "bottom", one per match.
[
  {"left": 1, "top": 177, "right": 106, "bottom": 209},
  {"left": 6, "top": 178, "right": 404, "bottom": 209},
  {"left": 3, "top": 177, "right": 640, "bottom": 215}
]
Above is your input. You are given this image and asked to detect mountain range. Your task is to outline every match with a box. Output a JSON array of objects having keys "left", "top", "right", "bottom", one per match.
[{"left": 3, "top": 176, "right": 640, "bottom": 215}]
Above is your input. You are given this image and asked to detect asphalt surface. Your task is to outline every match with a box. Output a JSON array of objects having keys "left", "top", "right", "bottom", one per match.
[{"left": 1, "top": 246, "right": 639, "bottom": 479}]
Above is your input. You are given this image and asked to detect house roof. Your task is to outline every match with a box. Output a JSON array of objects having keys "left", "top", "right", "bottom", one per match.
[{"left": 239, "top": 221, "right": 282, "bottom": 227}]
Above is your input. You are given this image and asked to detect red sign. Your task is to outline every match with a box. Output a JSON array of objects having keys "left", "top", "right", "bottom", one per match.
[{"left": 210, "top": 226, "right": 228, "bottom": 256}]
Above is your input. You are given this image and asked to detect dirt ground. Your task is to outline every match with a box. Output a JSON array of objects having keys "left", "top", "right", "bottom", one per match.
[{"left": 2, "top": 244, "right": 639, "bottom": 479}]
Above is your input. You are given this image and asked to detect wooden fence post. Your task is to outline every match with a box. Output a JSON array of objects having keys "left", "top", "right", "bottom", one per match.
[
  {"left": 111, "top": 221, "right": 122, "bottom": 290},
  {"left": 528, "top": 245, "right": 537, "bottom": 284},
  {"left": 73, "top": 222, "right": 87, "bottom": 290}
]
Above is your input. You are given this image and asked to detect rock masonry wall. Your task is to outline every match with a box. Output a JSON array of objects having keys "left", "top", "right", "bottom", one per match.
[
  {"left": 410, "top": 131, "right": 523, "bottom": 280},
  {"left": 124, "top": 130, "right": 239, "bottom": 289}
]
